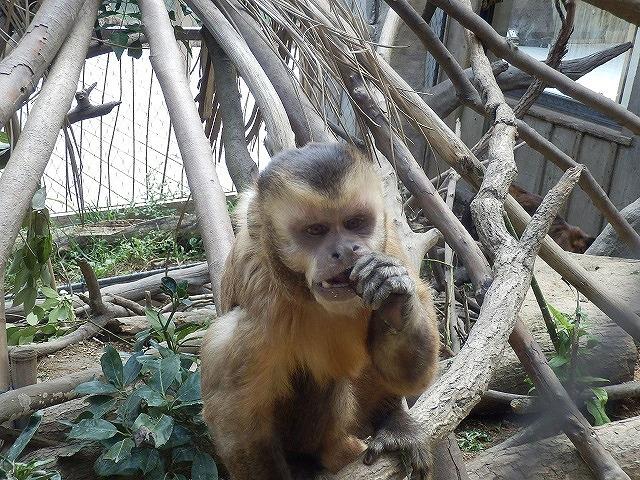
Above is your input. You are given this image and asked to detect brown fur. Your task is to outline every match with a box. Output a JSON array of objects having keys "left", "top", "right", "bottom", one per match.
[
  {"left": 509, "top": 184, "right": 595, "bottom": 253},
  {"left": 201, "top": 143, "right": 439, "bottom": 479}
]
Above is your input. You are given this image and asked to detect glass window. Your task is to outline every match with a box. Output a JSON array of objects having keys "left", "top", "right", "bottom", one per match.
[{"left": 506, "top": 1, "right": 637, "bottom": 103}]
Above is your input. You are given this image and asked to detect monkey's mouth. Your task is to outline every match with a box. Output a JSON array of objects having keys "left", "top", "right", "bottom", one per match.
[{"left": 319, "top": 268, "right": 354, "bottom": 289}]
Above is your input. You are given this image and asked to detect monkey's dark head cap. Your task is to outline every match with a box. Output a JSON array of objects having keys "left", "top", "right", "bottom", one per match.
[{"left": 257, "top": 142, "right": 367, "bottom": 197}]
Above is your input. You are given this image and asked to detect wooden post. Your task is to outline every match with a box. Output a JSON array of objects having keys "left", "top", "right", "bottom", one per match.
[{"left": 10, "top": 347, "right": 37, "bottom": 428}]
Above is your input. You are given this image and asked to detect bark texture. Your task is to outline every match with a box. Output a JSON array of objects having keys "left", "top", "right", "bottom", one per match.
[{"left": 0, "top": 0, "right": 84, "bottom": 129}]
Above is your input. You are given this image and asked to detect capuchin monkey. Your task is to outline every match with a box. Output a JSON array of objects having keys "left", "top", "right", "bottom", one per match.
[{"left": 201, "top": 142, "right": 439, "bottom": 480}]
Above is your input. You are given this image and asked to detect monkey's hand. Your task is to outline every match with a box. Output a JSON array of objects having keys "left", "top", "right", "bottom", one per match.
[
  {"left": 363, "top": 408, "right": 432, "bottom": 480},
  {"left": 350, "top": 253, "right": 415, "bottom": 330}
]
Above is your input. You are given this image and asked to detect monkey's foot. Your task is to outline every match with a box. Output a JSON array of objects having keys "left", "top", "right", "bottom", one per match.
[{"left": 363, "top": 421, "right": 431, "bottom": 480}]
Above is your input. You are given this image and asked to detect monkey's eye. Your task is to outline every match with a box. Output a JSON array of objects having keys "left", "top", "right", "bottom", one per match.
[
  {"left": 344, "top": 216, "right": 365, "bottom": 230},
  {"left": 304, "top": 223, "right": 329, "bottom": 236}
]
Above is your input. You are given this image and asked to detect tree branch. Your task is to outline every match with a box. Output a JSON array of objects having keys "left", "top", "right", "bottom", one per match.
[
  {"left": 429, "top": 0, "right": 640, "bottom": 134},
  {"left": 203, "top": 29, "right": 258, "bottom": 192},
  {"left": 0, "top": 0, "right": 99, "bottom": 392},
  {"left": 0, "top": 0, "right": 85, "bottom": 129},
  {"left": 138, "top": 0, "right": 235, "bottom": 309}
]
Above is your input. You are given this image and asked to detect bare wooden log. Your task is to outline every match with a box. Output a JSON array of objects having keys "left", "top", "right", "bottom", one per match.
[
  {"left": 0, "top": 0, "right": 99, "bottom": 391},
  {"left": 0, "top": 0, "right": 85, "bottom": 129},
  {"left": 0, "top": 367, "right": 102, "bottom": 424},
  {"left": 429, "top": 0, "right": 640, "bottom": 134},
  {"left": 139, "top": 0, "right": 235, "bottom": 309},
  {"left": 185, "top": 0, "right": 295, "bottom": 153},
  {"left": 204, "top": 30, "right": 258, "bottom": 192},
  {"left": 580, "top": 0, "right": 640, "bottom": 25},
  {"left": 377, "top": 8, "right": 402, "bottom": 63},
  {"left": 467, "top": 417, "right": 640, "bottom": 480},
  {"left": 107, "top": 309, "right": 216, "bottom": 335}
]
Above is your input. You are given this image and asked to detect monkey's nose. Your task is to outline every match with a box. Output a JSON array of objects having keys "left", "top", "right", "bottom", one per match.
[
  {"left": 352, "top": 244, "right": 361, "bottom": 251},
  {"left": 331, "top": 251, "right": 341, "bottom": 259}
]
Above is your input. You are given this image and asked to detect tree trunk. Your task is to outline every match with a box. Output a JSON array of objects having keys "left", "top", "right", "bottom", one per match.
[{"left": 467, "top": 417, "right": 640, "bottom": 480}]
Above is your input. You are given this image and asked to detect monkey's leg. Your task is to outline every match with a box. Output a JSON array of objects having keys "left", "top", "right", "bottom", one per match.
[{"left": 221, "top": 439, "right": 293, "bottom": 480}]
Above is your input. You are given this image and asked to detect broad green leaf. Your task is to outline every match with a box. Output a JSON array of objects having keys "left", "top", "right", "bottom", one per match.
[
  {"left": 109, "top": 31, "right": 130, "bottom": 60},
  {"left": 547, "top": 303, "right": 572, "bottom": 329},
  {"left": 163, "top": 424, "right": 192, "bottom": 449},
  {"left": 548, "top": 355, "right": 569, "bottom": 369},
  {"left": 87, "top": 395, "right": 118, "bottom": 418},
  {"left": 132, "top": 413, "right": 174, "bottom": 447},
  {"left": 586, "top": 390, "right": 611, "bottom": 427},
  {"left": 145, "top": 308, "right": 166, "bottom": 333},
  {"left": 127, "top": 39, "right": 143, "bottom": 59},
  {"left": 123, "top": 352, "right": 144, "bottom": 386},
  {"left": 74, "top": 380, "right": 119, "bottom": 396},
  {"left": 175, "top": 371, "right": 201, "bottom": 404},
  {"left": 101, "top": 345, "right": 124, "bottom": 387},
  {"left": 161, "top": 276, "right": 178, "bottom": 296},
  {"left": 103, "top": 438, "right": 135, "bottom": 463},
  {"left": 135, "top": 385, "right": 166, "bottom": 407},
  {"left": 171, "top": 446, "right": 195, "bottom": 464},
  {"left": 117, "top": 392, "right": 143, "bottom": 428},
  {"left": 6, "top": 412, "right": 42, "bottom": 461},
  {"left": 26, "top": 312, "right": 39, "bottom": 326},
  {"left": 192, "top": 452, "right": 218, "bottom": 480},
  {"left": 40, "top": 286, "right": 58, "bottom": 299},
  {"left": 69, "top": 419, "right": 119, "bottom": 441},
  {"left": 147, "top": 354, "right": 180, "bottom": 395}
]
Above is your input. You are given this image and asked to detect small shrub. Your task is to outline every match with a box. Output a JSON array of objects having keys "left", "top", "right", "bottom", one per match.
[{"left": 69, "top": 277, "right": 215, "bottom": 479}]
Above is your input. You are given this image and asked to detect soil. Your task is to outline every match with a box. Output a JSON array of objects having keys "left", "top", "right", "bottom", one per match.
[{"left": 37, "top": 334, "right": 132, "bottom": 381}]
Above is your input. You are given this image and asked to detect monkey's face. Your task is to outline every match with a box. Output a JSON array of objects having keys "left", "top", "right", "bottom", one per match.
[{"left": 266, "top": 180, "right": 385, "bottom": 312}]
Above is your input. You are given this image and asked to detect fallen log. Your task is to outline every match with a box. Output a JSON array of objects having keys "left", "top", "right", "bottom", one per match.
[
  {"left": 467, "top": 416, "right": 640, "bottom": 480},
  {"left": 106, "top": 308, "right": 216, "bottom": 335},
  {"left": 490, "top": 254, "right": 638, "bottom": 393}
]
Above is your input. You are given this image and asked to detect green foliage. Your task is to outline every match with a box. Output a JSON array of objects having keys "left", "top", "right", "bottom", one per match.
[
  {"left": 529, "top": 303, "right": 610, "bottom": 426},
  {"left": 69, "top": 277, "right": 215, "bottom": 479},
  {"left": 97, "top": 0, "right": 194, "bottom": 60},
  {"left": 0, "top": 413, "right": 61, "bottom": 480},
  {"left": 5, "top": 288, "right": 75, "bottom": 346},
  {"left": 456, "top": 430, "right": 491, "bottom": 453}
]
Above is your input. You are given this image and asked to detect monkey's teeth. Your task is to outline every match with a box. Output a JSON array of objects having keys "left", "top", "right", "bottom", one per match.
[
  {"left": 321, "top": 281, "right": 349, "bottom": 288},
  {"left": 321, "top": 281, "right": 331, "bottom": 288}
]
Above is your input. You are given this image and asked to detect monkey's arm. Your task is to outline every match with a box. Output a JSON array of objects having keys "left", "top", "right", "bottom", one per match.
[
  {"left": 201, "top": 309, "right": 293, "bottom": 480},
  {"left": 350, "top": 253, "right": 439, "bottom": 396}
]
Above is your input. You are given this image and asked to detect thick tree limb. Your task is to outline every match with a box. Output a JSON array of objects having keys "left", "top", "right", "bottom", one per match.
[
  {"left": 0, "top": 0, "right": 99, "bottom": 392},
  {"left": 0, "top": 0, "right": 85, "bottom": 129},
  {"left": 204, "top": 30, "right": 258, "bottom": 192},
  {"left": 0, "top": 367, "right": 102, "bottom": 424},
  {"left": 429, "top": 0, "right": 640, "bottom": 134},
  {"left": 377, "top": 8, "right": 402, "bottom": 63},
  {"left": 139, "top": 0, "right": 235, "bottom": 308},
  {"left": 185, "top": 0, "right": 295, "bottom": 153}
]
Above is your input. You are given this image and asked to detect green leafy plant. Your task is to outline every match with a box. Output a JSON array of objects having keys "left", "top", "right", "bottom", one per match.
[
  {"left": 456, "top": 429, "right": 491, "bottom": 453},
  {"left": 529, "top": 303, "right": 611, "bottom": 426},
  {"left": 0, "top": 413, "right": 61, "bottom": 480},
  {"left": 5, "top": 287, "right": 75, "bottom": 346},
  {"left": 9, "top": 205, "right": 54, "bottom": 315},
  {"left": 69, "top": 277, "right": 215, "bottom": 479}
]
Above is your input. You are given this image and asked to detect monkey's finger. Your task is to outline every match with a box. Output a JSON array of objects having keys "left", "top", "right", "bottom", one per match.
[
  {"left": 363, "top": 433, "right": 401, "bottom": 465},
  {"left": 350, "top": 253, "right": 399, "bottom": 282},
  {"left": 370, "top": 276, "right": 414, "bottom": 310},
  {"left": 357, "top": 265, "right": 406, "bottom": 297}
]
